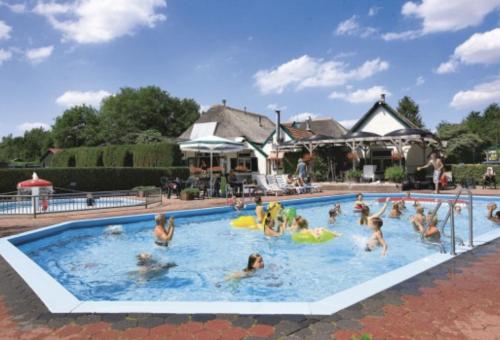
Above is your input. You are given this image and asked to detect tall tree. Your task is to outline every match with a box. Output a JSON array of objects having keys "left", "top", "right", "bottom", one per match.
[
  {"left": 396, "top": 96, "right": 424, "bottom": 128},
  {"left": 52, "top": 105, "right": 101, "bottom": 148},
  {"left": 99, "top": 86, "right": 200, "bottom": 144}
]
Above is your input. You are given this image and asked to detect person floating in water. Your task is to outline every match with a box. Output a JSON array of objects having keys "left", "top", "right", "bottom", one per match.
[
  {"left": 328, "top": 208, "right": 338, "bottom": 225},
  {"left": 291, "top": 215, "right": 329, "bottom": 239},
  {"left": 365, "top": 216, "right": 388, "bottom": 256},
  {"left": 487, "top": 203, "right": 500, "bottom": 223},
  {"left": 135, "top": 252, "right": 177, "bottom": 281},
  {"left": 360, "top": 197, "right": 390, "bottom": 226},
  {"left": 417, "top": 152, "right": 444, "bottom": 194},
  {"left": 226, "top": 253, "right": 265, "bottom": 280},
  {"left": 263, "top": 211, "right": 286, "bottom": 237},
  {"left": 154, "top": 214, "right": 175, "bottom": 246},
  {"left": 255, "top": 196, "right": 266, "bottom": 224}
]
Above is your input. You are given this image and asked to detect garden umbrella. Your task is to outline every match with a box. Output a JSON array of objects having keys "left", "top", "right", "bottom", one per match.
[{"left": 179, "top": 136, "right": 245, "bottom": 197}]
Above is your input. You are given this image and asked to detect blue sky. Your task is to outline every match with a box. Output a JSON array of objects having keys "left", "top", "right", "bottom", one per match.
[{"left": 1, "top": 0, "right": 500, "bottom": 137}]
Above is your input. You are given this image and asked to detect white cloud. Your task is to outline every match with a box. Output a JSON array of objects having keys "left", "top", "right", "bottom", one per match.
[
  {"left": 381, "top": 30, "right": 422, "bottom": 41},
  {"left": 335, "top": 15, "right": 377, "bottom": 38},
  {"left": 0, "top": 1, "right": 26, "bottom": 13},
  {"left": 34, "top": 0, "right": 167, "bottom": 44},
  {"left": 56, "top": 90, "right": 111, "bottom": 107},
  {"left": 254, "top": 55, "right": 389, "bottom": 94},
  {"left": 450, "top": 79, "right": 500, "bottom": 109},
  {"left": 17, "top": 122, "right": 50, "bottom": 132},
  {"left": 339, "top": 119, "right": 358, "bottom": 129},
  {"left": 0, "top": 20, "right": 12, "bottom": 40},
  {"left": 436, "top": 58, "right": 459, "bottom": 74},
  {"left": 330, "top": 86, "right": 391, "bottom": 103},
  {"left": 416, "top": 76, "right": 425, "bottom": 86},
  {"left": 436, "top": 28, "right": 500, "bottom": 74},
  {"left": 26, "top": 45, "right": 53, "bottom": 63},
  {"left": 368, "top": 6, "right": 381, "bottom": 16},
  {"left": 0, "top": 49, "right": 12, "bottom": 64},
  {"left": 402, "top": 0, "right": 500, "bottom": 33},
  {"left": 267, "top": 103, "right": 287, "bottom": 111},
  {"left": 287, "top": 112, "right": 319, "bottom": 122}
]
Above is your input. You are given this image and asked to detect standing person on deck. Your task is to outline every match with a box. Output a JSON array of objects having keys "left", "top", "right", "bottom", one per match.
[
  {"left": 295, "top": 158, "right": 308, "bottom": 185},
  {"left": 417, "top": 152, "right": 444, "bottom": 194}
]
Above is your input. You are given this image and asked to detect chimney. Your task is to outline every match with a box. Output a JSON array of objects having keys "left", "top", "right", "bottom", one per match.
[
  {"left": 222, "top": 99, "right": 227, "bottom": 107},
  {"left": 258, "top": 116, "right": 262, "bottom": 127},
  {"left": 306, "top": 116, "right": 312, "bottom": 131},
  {"left": 243, "top": 106, "right": 247, "bottom": 112},
  {"left": 380, "top": 93, "right": 386, "bottom": 103},
  {"left": 275, "top": 110, "right": 281, "bottom": 144}
]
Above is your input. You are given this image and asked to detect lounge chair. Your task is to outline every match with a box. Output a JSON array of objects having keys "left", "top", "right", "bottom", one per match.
[
  {"left": 276, "top": 175, "right": 307, "bottom": 194},
  {"left": 362, "top": 165, "right": 376, "bottom": 182},
  {"left": 267, "top": 175, "right": 294, "bottom": 194},
  {"left": 253, "top": 174, "right": 284, "bottom": 196}
]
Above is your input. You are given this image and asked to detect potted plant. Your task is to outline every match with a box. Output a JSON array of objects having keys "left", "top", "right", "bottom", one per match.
[
  {"left": 180, "top": 188, "right": 200, "bottom": 200},
  {"left": 384, "top": 166, "right": 405, "bottom": 183},
  {"left": 345, "top": 169, "right": 362, "bottom": 182}
]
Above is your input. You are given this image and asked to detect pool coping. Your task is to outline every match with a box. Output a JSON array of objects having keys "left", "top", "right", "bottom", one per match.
[{"left": 0, "top": 192, "right": 499, "bottom": 315}]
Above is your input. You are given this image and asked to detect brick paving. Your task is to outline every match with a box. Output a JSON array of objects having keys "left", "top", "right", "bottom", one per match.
[{"left": 0, "top": 188, "right": 499, "bottom": 339}]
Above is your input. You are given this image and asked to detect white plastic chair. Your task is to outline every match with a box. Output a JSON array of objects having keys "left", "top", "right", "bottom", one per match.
[
  {"left": 253, "top": 174, "right": 284, "bottom": 196},
  {"left": 362, "top": 165, "right": 376, "bottom": 182}
]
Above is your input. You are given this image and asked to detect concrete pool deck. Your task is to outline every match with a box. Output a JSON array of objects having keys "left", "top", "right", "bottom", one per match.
[{"left": 0, "top": 187, "right": 498, "bottom": 338}]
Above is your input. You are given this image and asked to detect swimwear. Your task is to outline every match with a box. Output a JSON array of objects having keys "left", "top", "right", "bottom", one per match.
[
  {"left": 433, "top": 170, "right": 441, "bottom": 184},
  {"left": 155, "top": 239, "right": 169, "bottom": 246}
]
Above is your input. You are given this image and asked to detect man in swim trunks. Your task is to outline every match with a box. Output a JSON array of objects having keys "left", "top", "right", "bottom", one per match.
[
  {"left": 417, "top": 152, "right": 444, "bottom": 194},
  {"left": 487, "top": 203, "right": 500, "bottom": 223},
  {"left": 154, "top": 214, "right": 175, "bottom": 246}
]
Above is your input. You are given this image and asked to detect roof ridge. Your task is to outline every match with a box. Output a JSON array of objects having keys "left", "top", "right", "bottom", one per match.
[{"left": 214, "top": 105, "right": 274, "bottom": 121}]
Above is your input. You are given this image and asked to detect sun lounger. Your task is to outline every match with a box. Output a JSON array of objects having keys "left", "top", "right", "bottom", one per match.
[{"left": 253, "top": 174, "right": 284, "bottom": 196}]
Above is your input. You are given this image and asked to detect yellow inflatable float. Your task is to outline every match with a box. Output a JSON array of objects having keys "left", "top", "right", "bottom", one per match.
[
  {"left": 292, "top": 230, "right": 341, "bottom": 244},
  {"left": 230, "top": 216, "right": 262, "bottom": 230}
]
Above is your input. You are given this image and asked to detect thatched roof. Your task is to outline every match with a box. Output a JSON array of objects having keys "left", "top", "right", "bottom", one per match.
[
  {"left": 288, "top": 118, "right": 347, "bottom": 138},
  {"left": 178, "top": 105, "right": 275, "bottom": 144}
]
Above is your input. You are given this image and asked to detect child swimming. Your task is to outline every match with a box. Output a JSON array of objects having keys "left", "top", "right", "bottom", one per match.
[
  {"left": 255, "top": 196, "right": 265, "bottom": 223},
  {"left": 365, "top": 216, "right": 388, "bottom": 256},
  {"left": 354, "top": 193, "right": 366, "bottom": 211}
]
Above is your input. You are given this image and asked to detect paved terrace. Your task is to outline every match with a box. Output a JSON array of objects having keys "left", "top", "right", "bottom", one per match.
[{"left": 0, "top": 187, "right": 498, "bottom": 339}]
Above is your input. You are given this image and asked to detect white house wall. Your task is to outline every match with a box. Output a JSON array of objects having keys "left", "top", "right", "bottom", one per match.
[{"left": 358, "top": 107, "right": 406, "bottom": 135}]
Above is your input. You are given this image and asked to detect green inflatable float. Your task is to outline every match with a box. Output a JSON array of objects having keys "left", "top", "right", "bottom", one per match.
[{"left": 292, "top": 230, "right": 340, "bottom": 244}]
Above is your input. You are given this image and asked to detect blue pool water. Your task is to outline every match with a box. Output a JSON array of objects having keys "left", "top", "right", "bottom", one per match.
[{"left": 16, "top": 195, "right": 500, "bottom": 302}]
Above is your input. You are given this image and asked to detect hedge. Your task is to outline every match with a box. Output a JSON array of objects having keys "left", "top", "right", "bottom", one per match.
[
  {"left": 0, "top": 167, "right": 190, "bottom": 193},
  {"left": 451, "top": 164, "right": 500, "bottom": 185},
  {"left": 51, "top": 142, "right": 182, "bottom": 168}
]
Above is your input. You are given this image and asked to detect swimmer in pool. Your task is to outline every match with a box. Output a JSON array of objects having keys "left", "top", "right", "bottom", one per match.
[
  {"left": 328, "top": 208, "right": 338, "bottom": 225},
  {"left": 389, "top": 202, "right": 402, "bottom": 218},
  {"left": 234, "top": 197, "right": 245, "bottom": 211},
  {"left": 454, "top": 205, "right": 462, "bottom": 214},
  {"left": 135, "top": 252, "right": 177, "bottom": 281},
  {"left": 106, "top": 225, "right": 123, "bottom": 235},
  {"left": 365, "top": 216, "right": 388, "bottom": 256},
  {"left": 255, "top": 196, "right": 265, "bottom": 223},
  {"left": 354, "top": 193, "right": 366, "bottom": 210},
  {"left": 398, "top": 199, "right": 406, "bottom": 210},
  {"left": 263, "top": 211, "right": 286, "bottom": 237},
  {"left": 487, "top": 203, "right": 500, "bottom": 223},
  {"left": 226, "top": 253, "right": 265, "bottom": 280},
  {"left": 360, "top": 197, "right": 390, "bottom": 226},
  {"left": 411, "top": 206, "right": 426, "bottom": 233},
  {"left": 154, "top": 214, "right": 175, "bottom": 246},
  {"left": 292, "top": 216, "right": 328, "bottom": 239}
]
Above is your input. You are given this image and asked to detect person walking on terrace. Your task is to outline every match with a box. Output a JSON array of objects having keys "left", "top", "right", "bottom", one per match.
[
  {"left": 417, "top": 152, "right": 444, "bottom": 194},
  {"left": 295, "top": 158, "right": 308, "bottom": 184}
]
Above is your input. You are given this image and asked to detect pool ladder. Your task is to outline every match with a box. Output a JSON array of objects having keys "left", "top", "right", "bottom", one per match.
[{"left": 439, "top": 188, "right": 474, "bottom": 255}]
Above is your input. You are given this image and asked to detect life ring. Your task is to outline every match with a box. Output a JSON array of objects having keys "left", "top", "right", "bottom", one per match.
[
  {"left": 292, "top": 230, "right": 340, "bottom": 244},
  {"left": 230, "top": 216, "right": 262, "bottom": 230}
]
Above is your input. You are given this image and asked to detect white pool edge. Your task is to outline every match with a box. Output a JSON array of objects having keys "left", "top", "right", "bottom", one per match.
[{"left": 1, "top": 193, "right": 499, "bottom": 315}]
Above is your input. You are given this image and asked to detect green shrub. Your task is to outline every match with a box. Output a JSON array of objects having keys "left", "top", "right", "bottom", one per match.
[
  {"left": 346, "top": 169, "right": 362, "bottom": 180},
  {"left": 384, "top": 166, "right": 405, "bottom": 183},
  {"left": 0, "top": 167, "right": 189, "bottom": 192},
  {"left": 51, "top": 142, "right": 182, "bottom": 168},
  {"left": 451, "top": 164, "right": 500, "bottom": 184},
  {"left": 180, "top": 187, "right": 200, "bottom": 200}
]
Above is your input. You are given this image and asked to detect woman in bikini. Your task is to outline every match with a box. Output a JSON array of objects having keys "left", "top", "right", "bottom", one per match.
[{"left": 153, "top": 214, "right": 175, "bottom": 246}]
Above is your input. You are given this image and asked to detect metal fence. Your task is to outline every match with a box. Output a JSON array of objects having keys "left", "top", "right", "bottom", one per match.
[{"left": 0, "top": 188, "right": 162, "bottom": 217}]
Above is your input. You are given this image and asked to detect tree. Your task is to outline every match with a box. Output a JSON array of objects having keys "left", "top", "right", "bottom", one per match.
[
  {"left": 396, "top": 96, "right": 424, "bottom": 128},
  {"left": 99, "top": 86, "right": 200, "bottom": 144},
  {"left": 22, "top": 128, "right": 53, "bottom": 161},
  {"left": 52, "top": 105, "right": 101, "bottom": 148}
]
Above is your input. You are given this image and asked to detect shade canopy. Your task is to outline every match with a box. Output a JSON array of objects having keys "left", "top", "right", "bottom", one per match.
[
  {"left": 343, "top": 131, "right": 381, "bottom": 139},
  {"left": 179, "top": 135, "right": 245, "bottom": 153},
  {"left": 17, "top": 173, "right": 53, "bottom": 189},
  {"left": 384, "top": 128, "right": 435, "bottom": 138}
]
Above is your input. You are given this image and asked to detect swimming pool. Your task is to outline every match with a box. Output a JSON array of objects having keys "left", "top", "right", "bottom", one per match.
[{"left": 1, "top": 193, "right": 499, "bottom": 314}]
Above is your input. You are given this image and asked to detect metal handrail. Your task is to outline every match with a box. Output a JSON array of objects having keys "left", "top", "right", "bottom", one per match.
[{"left": 439, "top": 188, "right": 474, "bottom": 255}]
